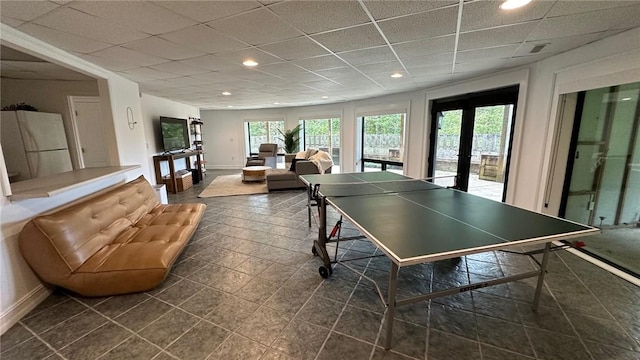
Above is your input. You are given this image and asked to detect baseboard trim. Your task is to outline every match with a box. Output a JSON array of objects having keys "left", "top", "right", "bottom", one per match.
[{"left": 0, "top": 284, "right": 51, "bottom": 334}]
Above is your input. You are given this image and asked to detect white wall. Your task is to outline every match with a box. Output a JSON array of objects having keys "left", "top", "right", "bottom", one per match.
[
  {"left": 201, "top": 92, "right": 426, "bottom": 175},
  {"left": 140, "top": 94, "right": 201, "bottom": 183},
  {"left": 0, "top": 78, "right": 99, "bottom": 169}
]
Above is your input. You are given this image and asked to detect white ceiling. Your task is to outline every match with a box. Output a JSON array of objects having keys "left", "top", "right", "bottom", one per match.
[{"left": 1, "top": 0, "right": 640, "bottom": 110}]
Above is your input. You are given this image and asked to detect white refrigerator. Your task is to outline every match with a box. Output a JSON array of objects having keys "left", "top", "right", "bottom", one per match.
[{"left": 1, "top": 110, "right": 73, "bottom": 181}]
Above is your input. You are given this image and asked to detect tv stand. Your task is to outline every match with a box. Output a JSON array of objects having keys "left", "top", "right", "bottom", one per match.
[{"left": 153, "top": 150, "right": 203, "bottom": 194}]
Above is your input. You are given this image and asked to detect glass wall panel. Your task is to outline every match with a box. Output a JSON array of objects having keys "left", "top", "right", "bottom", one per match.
[
  {"left": 302, "top": 117, "right": 340, "bottom": 167},
  {"left": 561, "top": 81, "right": 640, "bottom": 276}
]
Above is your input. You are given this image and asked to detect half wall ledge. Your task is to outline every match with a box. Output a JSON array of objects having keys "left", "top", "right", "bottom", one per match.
[{"left": 7, "top": 165, "right": 141, "bottom": 201}]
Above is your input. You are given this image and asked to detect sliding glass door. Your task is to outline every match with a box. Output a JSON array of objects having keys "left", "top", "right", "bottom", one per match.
[
  {"left": 429, "top": 86, "right": 518, "bottom": 201},
  {"left": 560, "top": 82, "right": 640, "bottom": 276}
]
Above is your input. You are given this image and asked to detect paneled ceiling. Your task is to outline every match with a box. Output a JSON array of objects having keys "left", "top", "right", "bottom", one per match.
[{"left": 2, "top": 0, "right": 640, "bottom": 109}]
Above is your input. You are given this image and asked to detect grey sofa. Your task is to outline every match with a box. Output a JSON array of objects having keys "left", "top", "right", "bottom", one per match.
[{"left": 266, "top": 160, "right": 332, "bottom": 191}]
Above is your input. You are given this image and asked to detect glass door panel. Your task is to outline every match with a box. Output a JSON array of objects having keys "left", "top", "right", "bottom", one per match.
[
  {"left": 468, "top": 105, "right": 513, "bottom": 201},
  {"left": 433, "top": 110, "right": 462, "bottom": 187}
]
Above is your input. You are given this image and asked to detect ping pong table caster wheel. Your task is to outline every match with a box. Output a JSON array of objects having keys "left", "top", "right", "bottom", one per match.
[{"left": 318, "top": 266, "right": 332, "bottom": 279}]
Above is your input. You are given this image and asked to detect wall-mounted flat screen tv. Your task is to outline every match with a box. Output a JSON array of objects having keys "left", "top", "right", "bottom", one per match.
[{"left": 160, "top": 116, "right": 189, "bottom": 152}]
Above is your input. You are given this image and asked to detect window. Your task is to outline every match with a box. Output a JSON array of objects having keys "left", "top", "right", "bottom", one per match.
[
  {"left": 360, "top": 113, "right": 405, "bottom": 173},
  {"left": 245, "top": 120, "right": 284, "bottom": 155},
  {"left": 301, "top": 117, "right": 340, "bottom": 167}
]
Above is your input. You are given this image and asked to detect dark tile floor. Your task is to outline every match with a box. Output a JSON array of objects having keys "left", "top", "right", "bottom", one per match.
[{"left": 2, "top": 170, "right": 639, "bottom": 360}]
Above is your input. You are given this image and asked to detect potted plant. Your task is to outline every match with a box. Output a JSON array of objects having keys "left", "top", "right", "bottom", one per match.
[{"left": 278, "top": 124, "right": 302, "bottom": 164}]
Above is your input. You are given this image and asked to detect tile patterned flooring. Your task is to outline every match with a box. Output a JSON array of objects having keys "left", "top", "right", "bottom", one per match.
[{"left": 2, "top": 170, "right": 639, "bottom": 360}]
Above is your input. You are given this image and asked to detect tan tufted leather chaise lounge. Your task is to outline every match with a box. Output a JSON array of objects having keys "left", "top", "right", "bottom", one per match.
[{"left": 18, "top": 176, "right": 206, "bottom": 297}]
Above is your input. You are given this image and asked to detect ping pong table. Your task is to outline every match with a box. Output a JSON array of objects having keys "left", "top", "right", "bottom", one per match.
[{"left": 300, "top": 171, "right": 599, "bottom": 350}]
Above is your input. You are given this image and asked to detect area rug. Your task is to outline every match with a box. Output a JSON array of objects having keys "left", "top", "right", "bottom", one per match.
[{"left": 198, "top": 174, "right": 268, "bottom": 198}]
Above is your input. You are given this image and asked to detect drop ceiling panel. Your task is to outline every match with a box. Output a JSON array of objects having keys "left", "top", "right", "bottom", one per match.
[
  {"left": 213, "top": 48, "right": 284, "bottom": 66},
  {"left": 457, "top": 22, "right": 538, "bottom": 51},
  {"left": 528, "top": 5, "right": 640, "bottom": 41},
  {"left": 69, "top": 1, "right": 196, "bottom": 35},
  {"left": 195, "top": 72, "right": 245, "bottom": 84},
  {"left": 124, "top": 37, "right": 206, "bottom": 61},
  {"left": 460, "top": 0, "right": 554, "bottom": 32},
  {"left": 256, "top": 62, "right": 312, "bottom": 77},
  {"left": 268, "top": 1, "right": 370, "bottom": 35},
  {"left": 17, "top": 23, "right": 113, "bottom": 54},
  {"left": 180, "top": 55, "right": 244, "bottom": 72},
  {"left": 377, "top": 6, "right": 459, "bottom": 43},
  {"left": 547, "top": 0, "right": 638, "bottom": 17},
  {"left": 357, "top": 61, "right": 405, "bottom": 75},
  {"left": 407, "top": 64, "right": 453, "bottom": 77},
  {"left": 291, "top": 55, "right": 348, "bottom": 72},
  {"left": 160, "top": 25, "right": 249, "bottom": 54},
  {"left": 154, "top": 0, "right": 262, "bottom": 23},
  {"left": 402, "top": 53, "right": 455, "bottom": 69},
  {"left": 0, "top": 16, "right": 23, "bottom": 28},
  {"left": 259, "top": 37, "right": 330, "bottom": 61},
  {"left": 208, "top": 8, "right": 303, "bottom": 46},
  {"left": 514, "top": 32, "right": 606, "bottom": 57},
  {"left": 312, "top": 24, "right": 386, "bottom": 53},
  {"left": 337, "top": 46, "right": 397, "bottom": 66},
  {"left": 363, "top": 0, "right": 457, "bottom": 21},
  {"left": 119, "top": 67, "right": 179, "bottom": 82},
  {"left": 85, "top": 46, "right": 167, "bottom": 71},
  {"left": 32, "top": 7, "right": 149, "bottom": 45},
  {"left": 149, "top": 61, "right": 211, "bottom": 76},
  {"left": 392, "top": 35, "right": 456, "bottom": 59},
  {"left": 0, "top": 1, "right": 59, "bottom": 22},
  {"left": 456, "top": 45, "right": 520, "bottom": 63}
]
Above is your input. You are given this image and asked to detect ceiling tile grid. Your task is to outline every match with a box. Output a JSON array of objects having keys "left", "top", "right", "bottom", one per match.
[{"left": 1, "top": 0, "right": 639, "bottom": 109}]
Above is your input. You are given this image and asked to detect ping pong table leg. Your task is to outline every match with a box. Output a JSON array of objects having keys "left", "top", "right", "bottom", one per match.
[
  {"left": 307, "top": 185, "right": 313, "bottom": 227},
  {"left": 384, "top": 262, "right": 399, "bottom": 350},
  {"left": 532, "top": 242, "right": 551, "bottom": 311}
]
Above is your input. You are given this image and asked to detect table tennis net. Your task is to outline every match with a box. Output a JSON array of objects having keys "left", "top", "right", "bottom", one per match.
[{"left": 316, "top": 178, "right": 444, "bottom": 198}]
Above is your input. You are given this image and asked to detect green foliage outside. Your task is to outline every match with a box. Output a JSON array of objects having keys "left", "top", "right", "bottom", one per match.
[
  {"left": 302, "top": 118, "right": 340, "bottom": 135},
  {"left": 439, "top": 106, "right": 506, "bottom": 135},
  {"left": 363, "top": 114, "right": 403, "bottom": 134}
]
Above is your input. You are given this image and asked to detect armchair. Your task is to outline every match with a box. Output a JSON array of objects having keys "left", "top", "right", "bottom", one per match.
[{"left": 246, "top": 143, "right": 278, "bottom": 168}]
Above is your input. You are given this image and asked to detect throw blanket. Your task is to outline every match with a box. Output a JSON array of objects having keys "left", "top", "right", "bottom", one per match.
[{"left": 309, "top": 150, "right": 333, "bottom": 174}]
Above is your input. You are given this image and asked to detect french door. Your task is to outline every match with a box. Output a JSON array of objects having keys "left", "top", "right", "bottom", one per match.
[{"left": 429, "top": 86, "right": 519, "bottom": 202}]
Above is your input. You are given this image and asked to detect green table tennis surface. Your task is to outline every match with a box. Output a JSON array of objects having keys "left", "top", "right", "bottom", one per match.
[{"left": 301, "top": 172, "right": 598, "bottom": 265}]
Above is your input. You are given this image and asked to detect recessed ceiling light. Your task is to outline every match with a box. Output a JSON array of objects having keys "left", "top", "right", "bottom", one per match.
[
  {"left": 391, "top": 73, "right": 403, "bottom": 78},
  {"left": 321, "top": 96, "right": 329, "bottom": 99},
  {"left": 222, "top": 91, "right": 231, "bottom": 96},
  {"left": 227, "top": 105, "right": 233, "bottom": 108},
  {"left": 621, "top": 97, "right": 632, "bottom": 101},
  {"left": 500, "top": 0, "right": 531, "bottom": 10},
  {"left": 273, "top": 102, "right": 280, "bottom": 105},
  {"left": 242, "top": 59, "right": 258, "bottom": 67}
]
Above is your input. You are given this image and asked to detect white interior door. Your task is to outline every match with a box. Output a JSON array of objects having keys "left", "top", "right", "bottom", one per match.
[{"left": 70, "top": 96, "right": 109, "bottom": 168}]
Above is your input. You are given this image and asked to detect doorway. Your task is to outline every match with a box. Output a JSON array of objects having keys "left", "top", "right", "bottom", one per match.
[
  {"left": 429, "top": 86, "right": 518, "bottom": 201},
  {"left": 68, "top": 96, "right": 110, "bottom": 168}
]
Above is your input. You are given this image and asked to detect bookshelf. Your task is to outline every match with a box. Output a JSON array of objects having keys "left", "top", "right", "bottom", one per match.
[{"left": 189, "top": 117, "right": 206, "bottom": 180}]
